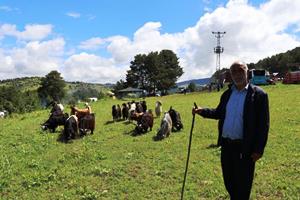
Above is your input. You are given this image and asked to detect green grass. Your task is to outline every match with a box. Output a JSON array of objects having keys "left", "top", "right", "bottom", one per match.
[{"left": 0, "top": 83, "right": 299, "bottom": 199}]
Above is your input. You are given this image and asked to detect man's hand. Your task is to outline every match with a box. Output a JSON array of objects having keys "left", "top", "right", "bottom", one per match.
[
  {"left": 251, "top": 153, "right": 262, "bottom": 162},
  {"left": 192, "top": 107, "right": 202, "bottom": 115}
]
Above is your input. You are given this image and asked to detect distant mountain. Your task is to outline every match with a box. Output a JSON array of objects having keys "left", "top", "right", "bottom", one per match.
[
  {"left": 103, "top": 83, "right": 115, "bottom": 88},
  {"left": 176, "top": 78, "right": 211, "bottom": 87}
]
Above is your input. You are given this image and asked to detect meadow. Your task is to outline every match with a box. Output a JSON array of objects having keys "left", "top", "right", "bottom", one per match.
[{"left": 0, "top": 83, "right": 299, "bottom": 200}]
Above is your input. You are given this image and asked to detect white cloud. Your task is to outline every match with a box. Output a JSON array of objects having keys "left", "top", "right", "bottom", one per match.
[
  {"left": 79, "top": 37, "right": 105, "bottom": 50},
  {"left": 295, "top": 27, "right": 300, "bottom": 33},
  {"left": 87, "top": 14, "right": 96, "bottom": 21},
  {"left": 106, "top": 35, "right": 133, "bottom": 63},
  {"left": 202, "top": 0, "right": 210, "bottom": 4},
  {"left": 0, "top": 49, "right": 14, "bottom": 73},
  {"left": 204, "top": 7, "right": 212, "bottom": 12},
  {"left": 66, "top": 12, "right": 81, "bottom": 18},
  {"left": 227, "top": 0, "right": 248, "bottom": 5},
  {"left": 0, "top": 5, "right": 19, "bottom": 12},
  {"left": 106, "top": 22, "right": 186, "bottom": 64},
  {"left": 0, "top": 38, "right": 65, "bottom": 79},
  {"left": 0, "top": 24, "right": 53, "bottom": 41},
  {"left": 261, "top": 0, "right": 300, "bottom": 33},
  {"left": 0, "top": 6, "right": 12, "bottom": 12},
  {"left": 62, "top": 52, "right": 126, "bottom": 83}
]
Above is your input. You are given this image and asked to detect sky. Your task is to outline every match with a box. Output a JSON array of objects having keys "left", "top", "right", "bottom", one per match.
[{"left": 0, "top": 0, "right": 300, "bottom": 83}]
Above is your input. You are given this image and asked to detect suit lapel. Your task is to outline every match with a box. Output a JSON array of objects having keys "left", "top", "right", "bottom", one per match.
[{"left": 243, "top": 84, "right": 254, "bottom": 120}]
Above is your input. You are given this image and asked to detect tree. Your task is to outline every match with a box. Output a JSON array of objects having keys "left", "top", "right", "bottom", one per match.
[
  {"left": 145, "top": 52, "right": 159, "bottom": 92},
  {"left": 0, "top": 85, "right": 22, "bottom": 113},
  {"left": 22, "top": 90, "right": 40, "bottom": 112},
  {"left": 187, "top": 82, "right": 196, "bottom": 92},
  {"left": 125, "top": 50, "right": 183, "bottom": 94},
  {"left": 0, "top": 85, "right": 40, "bottom": 113},
  {"left": 113, "top": 79, "right": 127, "bottom": 93},
  {"left": 211, "top": 68, "right": 228, "bottom": 83},
  {"left": 72, "top": 85, "right": 99, "bottom": 101},
  {"left": 38, "top": 71, "right": 66, "bottom": 104},
  {"left": 126, "top": 54, "right": 148, "bottom": 89},
  {"left": 156, "top": 50, "right": 183, "bottom": 94}
]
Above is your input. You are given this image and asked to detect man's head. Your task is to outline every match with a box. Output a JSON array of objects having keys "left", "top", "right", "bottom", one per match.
[{"left": 230, "top": 61, "right": 248, "bottom": 89}]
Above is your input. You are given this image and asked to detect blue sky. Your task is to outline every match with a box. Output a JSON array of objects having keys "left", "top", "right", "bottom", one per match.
[
  {"left": 1, "top": 0, "right": 215, "bottom": 38},
  {"left": 0, "top": 0, "right": 300, "bottom": 83}
]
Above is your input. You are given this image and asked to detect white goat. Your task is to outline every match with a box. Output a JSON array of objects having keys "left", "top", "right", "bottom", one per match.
[{"left": 156, "top": 112, "right": 172, "bottom": 139}]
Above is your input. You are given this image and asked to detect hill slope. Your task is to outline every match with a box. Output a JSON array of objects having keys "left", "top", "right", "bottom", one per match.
[
  {"left": 0, "top": 83, "right": 299, "bottom": 199},
  {"left": 0, "top": 76, "right": 110, "bottom": 92}
]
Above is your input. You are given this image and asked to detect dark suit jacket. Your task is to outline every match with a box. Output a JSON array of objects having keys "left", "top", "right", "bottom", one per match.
[{"left": 200, "top": 84, "right": 269, "bottom": 156}]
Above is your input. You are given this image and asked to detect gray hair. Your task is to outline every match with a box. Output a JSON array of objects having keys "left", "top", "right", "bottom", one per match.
[{"left": 230, "top": 61, "right": 248, "bottom": 71}]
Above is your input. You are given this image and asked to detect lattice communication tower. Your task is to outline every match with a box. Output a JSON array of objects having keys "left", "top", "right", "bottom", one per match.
[{"left": 212, "top": 31, "right": 226, "bottom": 73}]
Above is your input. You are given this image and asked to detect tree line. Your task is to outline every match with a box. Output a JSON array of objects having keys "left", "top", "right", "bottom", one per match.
[
  {"left": 0, "top": 86, "right": 40, "bottom": 114},
  {"left": 248, "top": 47, "right": 300, "bottom": 76}
]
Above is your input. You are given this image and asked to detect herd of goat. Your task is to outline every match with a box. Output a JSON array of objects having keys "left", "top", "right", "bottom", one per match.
[
  {"left": 111, "top": 100, "right": 183, "bottom": 139},
  {"left": 41, "top": 100, "right": 183, "bottom": 141},
  {"left": 41, "top": 102, "right": 95, "bottom": 141}
]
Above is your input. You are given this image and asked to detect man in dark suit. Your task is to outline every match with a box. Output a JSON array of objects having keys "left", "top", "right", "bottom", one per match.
[{"left": 193, "top": 61, "right": 269, "bottom": 200}]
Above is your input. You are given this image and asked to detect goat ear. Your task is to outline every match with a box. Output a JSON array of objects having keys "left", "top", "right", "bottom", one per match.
[{"left": 169, "top": 106, "right": 172, "bottom": 111}]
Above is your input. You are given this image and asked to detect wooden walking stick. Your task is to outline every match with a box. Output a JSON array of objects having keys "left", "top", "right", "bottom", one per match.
[{"left": 180, "top": 102, "right": 198, "bottom": 200}]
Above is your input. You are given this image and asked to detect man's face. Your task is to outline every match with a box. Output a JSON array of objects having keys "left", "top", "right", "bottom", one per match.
[{"left": 230, "top": 64, "right": 248, "bottom": 87}]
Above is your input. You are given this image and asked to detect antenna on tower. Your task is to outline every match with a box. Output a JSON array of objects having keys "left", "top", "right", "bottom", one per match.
[{"left": 212, "top": 31, "right": 226, "bottom": 91}]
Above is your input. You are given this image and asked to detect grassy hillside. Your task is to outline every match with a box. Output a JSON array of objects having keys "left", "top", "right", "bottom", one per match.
[
  {"left": 0, "top": 77, "right": 110, "bottom": 93},
  {"left": 0, "top": 83, "right": 299, "bottom": 199},
  {"left": 66, "top": 82, "right": 111, "bottom": 94},
  {"left": 0, "top": 77, "right": 42, "bottom": 91}
]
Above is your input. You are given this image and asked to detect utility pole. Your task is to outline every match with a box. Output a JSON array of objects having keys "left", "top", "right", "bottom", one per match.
[{"left": 212, "top": 31, "right": 226, "bottom": 91}]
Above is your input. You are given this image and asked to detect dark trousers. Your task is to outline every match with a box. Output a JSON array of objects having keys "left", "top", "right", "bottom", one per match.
[{"left": 221, "top": 140, "right": 255, "bottom": 200}]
